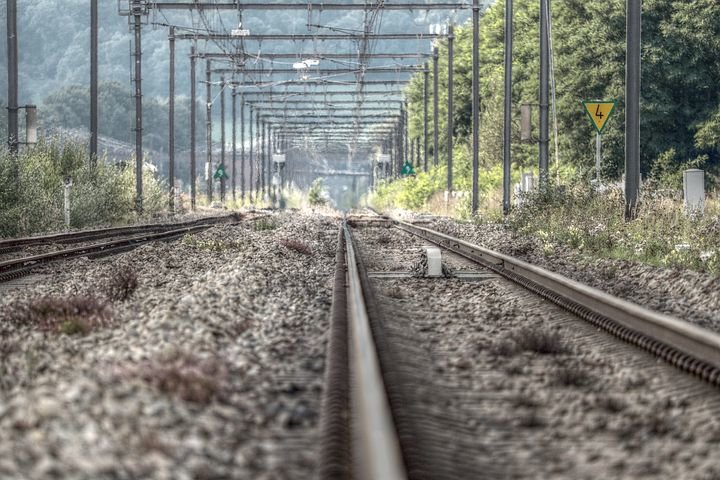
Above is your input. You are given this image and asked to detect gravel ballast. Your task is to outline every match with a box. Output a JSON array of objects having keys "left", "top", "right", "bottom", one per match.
[
  {"left": 391, "top": 211, "right": 720, "bottom": 332},
  {"left": 0, "top": 212, "right": 337, "bottom": 479},
  {"left": 352, "top": 222, "right": 720, "bottom": 479}
]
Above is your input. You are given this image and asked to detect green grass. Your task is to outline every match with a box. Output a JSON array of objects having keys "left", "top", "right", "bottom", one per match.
[
  {"left": 507, "top": 183, "right": 720, "bottom": 275},
  {"left": 0, "top": 138, "right": 166, "bottom": 237}
]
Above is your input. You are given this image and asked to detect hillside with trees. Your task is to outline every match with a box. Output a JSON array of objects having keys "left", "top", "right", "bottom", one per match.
[{"left": 398, "top": 0, "right": 720, "bottom": 203}]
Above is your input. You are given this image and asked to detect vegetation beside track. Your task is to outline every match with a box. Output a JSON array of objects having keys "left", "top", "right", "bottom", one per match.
[
  {"left": 509, "top": 184, "right": 720, "bottom": 275},
  {"left": 372, "top": 179, "right": 720, "bottom": 275},
  {"left": 0, "top": 139, "right": 166, "bottom": 237}
]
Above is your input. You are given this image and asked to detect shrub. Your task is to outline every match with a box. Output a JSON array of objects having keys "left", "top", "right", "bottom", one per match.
[
  {"left": 510, "top": 326, "right": 569, "bottom": 355},
  {"left": 8, "top": 295, "right": 112, "bottom": 335},
  {"left": 554, "top": 365, "right": 593, "bottom": 387},
  {"left": 105, "top": 265, "right": 139, "bottom": 301},
  {"left": 253, "top": 218, "right": 277, "bottom": 231},
  {"left": 121, "top": 352, "right": 228, "bottom": 404},
  {"left": 308, "top": 178, "right": 328, "bottom": 206},
  {"left": 278, "top": 238, "right": 312, "bottom": 255},
  {"left": 0, "top": 138, "right": 166, "bottom": 237}
]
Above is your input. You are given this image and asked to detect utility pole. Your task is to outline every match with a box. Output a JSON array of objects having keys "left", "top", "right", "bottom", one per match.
[
  {"left": 539, "top": 0, "right": 550, "bottom": 186},
  {"left": 220, "top": 75, "right": 226, "bottom": 202},
  {"left": 232, "top": 88, "right": 237, "bottom": 202},
  {"left": 471, "top": 0, "right": 480, "bottom": 214},
  {"left": 410, "top": 136, "right": 415, "bottom": 167},
  {"left": 7, "top": 0, "right": 18, "bottom": 153},
  {"left": 504, "top": 0, "right": 513, "bottom": 214},
  {"left": 423, "top": 62, "right": 429, "bottom": 172},
  {"left": 267, "top": 122, "right": 272, "bottom": 192},
  {"left": 261, "top": 120, "right": 266, "bottom": 196},
  {"left": 416, "top": 137, "right": 421, "bottom": 167},
  {"left": 90, "top": 0, "right": 98, "bottom": 164},
  {"left": 433, "top": 46, "right": 439, "bottom": 167},
  {"left": 447, "top": 24, "right": 455, "bottom": 194},
  {"left": 168, "top": 26, "right": 175, "bottom": 211},
  {"left": 249, "top": 107, "right": 254, "bottom": 203},
  {"left": 256, "top": 112, "right": 261, "bottom": 198},
  {"left": 240, "top": 94, "right": 245, "bottom": 202},
  {"left": 625, "top": 0, "right": 641, "bottom": 219},
  {"left": 190, "top": 45, "right": 197, "bottom": 210},
  {"left": 133, "top": 6, "right": 143, "bottom": 213},
  {"left": 397, "top": 115, "right": 404, "bottom": 177},
  {"left": 403, "top": 101, "right": 408, "bottom": 168},
  {"left": 205, "top": 60, "right": 213, "bottom": 204}
]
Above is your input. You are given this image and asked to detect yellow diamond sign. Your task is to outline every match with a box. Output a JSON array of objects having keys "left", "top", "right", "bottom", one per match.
[{"left": 582, "top": 100, "right": 617, "bottom": 134}]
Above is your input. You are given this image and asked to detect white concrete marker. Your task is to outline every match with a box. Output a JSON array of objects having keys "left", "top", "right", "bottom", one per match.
[{"left": 425, "top": 246, "right": 443, "bottom": 277}]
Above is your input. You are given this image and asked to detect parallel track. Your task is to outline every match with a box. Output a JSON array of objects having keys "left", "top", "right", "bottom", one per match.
[
  {"left": 0, "top": 214, "right": 245, "bottom": 283},
  {"left": 0, "top": 214, "right": 241, "bottom": 255},
  {"left": 375, "top": 211, "right": 720, "bottom": 386},
  {"left": 321, "top": 210, "right": 720, "bottom": 479}
]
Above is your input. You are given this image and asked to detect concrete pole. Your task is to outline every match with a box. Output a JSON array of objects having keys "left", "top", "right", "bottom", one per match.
[
  {"left": 90, "top": 0, "right": 98, "bottom": 164},
  {"left": 261, "top": 120, "right": 266, "bottom": 197},
  {"left": 416, "top": 136, "right": 421, "bottom": 167},
  {"left": 625, "top": 0, "right": 641, "bottom": 219},
  {"left": 447, "top": 24, "right": 455, "bottom": 194},
  {"left": 6, "top": 0, "right": 18, "bottom": 153},
  {"left": 133, "top": 11, "right": 143, "bottom": 213},
  {"left": 190, "top": 46, "right": 197, "bottom": 210},
  {"left": 240, "top": 93, "right": 245, "bottom": 202},
  {"left": 403, "top": 101, "right": 408, "bottom": 168},
  {"left": 232, "top": 89, "right": 237, "bottom": 202},
  {"left": 220, "top": 76, "right": 226, "bottom": 202},
  {"left": 423, "top": 62, "right": 429, "bottom": 172},
  {"left": 205, "top": 60, "right": 213, "bottom": 204},
  {"left": 472, "top": 0, "right": 480, "bottom": 214},
  {"left": 539, "top": 0, "right": 550, "bottom": 186},
  {"left": 432, "top": 46, "right": 440, "bottom": 167},
  {"left": 249, "top": 107, "right": 254, "bottom": 203},
  {"left": 503, "top": 0, "right": 513, "bottom": 214},
  {"left": 259, "top": 116, "right": 264, "bottom": 198},
  {"left": 168, "top": 26, "right": 175, "bottom": 211},
  {"left": 266, "top": 122, "right": 272, "bottom": 193},
  {"left": 410, "top": 136, "right": 415, "bottom": 168}
]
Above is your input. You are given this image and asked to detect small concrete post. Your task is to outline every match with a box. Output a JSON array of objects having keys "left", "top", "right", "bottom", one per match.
[
  {"left": 683, "top": 169, "right": 705, "bottom": 215},
  {"left": 63, "top": 176, "right": 73, "bottom": 230}
]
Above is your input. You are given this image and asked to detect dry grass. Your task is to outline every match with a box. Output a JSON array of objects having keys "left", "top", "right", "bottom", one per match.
[
  {"left": 517, "top": 410, "right": 546, "bottom": 428},
  {"left": 490, "top": 338, "right": 521, "bottom": 357},
  {"left": 105, "top": 265, "right": 139, "bottom": 301},
  {"left": 8, "top": 295, "right": 112, "bottom": 335},
  {"left": 376, "top": 233, "right": 392, "bottom": 245},
  {"left": 597, "top": 395, "right": 627, "bottom": 414},
  {"left": 383, "top": 285, "right": 405, "bottom": 299},
  {"left": 553, "top": 365, "right": 593, "bottom": 387},
  {"left": 510, "top": 326, "right": 569, "bottom": 355},
  {"left": 278, "top": 238, "right": 313, "bottom": 255},
  {"left": 121, "top": 352, "right": 228, "bottom": 404}
]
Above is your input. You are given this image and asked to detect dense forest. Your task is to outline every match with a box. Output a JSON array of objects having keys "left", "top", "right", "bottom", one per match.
[{"left": 403, "top": 0, "right": 720, "bottom": 190}]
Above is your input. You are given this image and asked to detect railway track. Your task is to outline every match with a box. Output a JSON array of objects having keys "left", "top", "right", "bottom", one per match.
[
  {"left": 319, "top": 211, "right": 720, "bottom": 479},
  {"left": 0, "top": 214, "right": 245, "bottom": 283}
]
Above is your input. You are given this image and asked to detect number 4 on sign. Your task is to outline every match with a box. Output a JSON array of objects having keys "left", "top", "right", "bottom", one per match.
[{"left": 582, "top": 100, "right": 617, "bottom": 134}]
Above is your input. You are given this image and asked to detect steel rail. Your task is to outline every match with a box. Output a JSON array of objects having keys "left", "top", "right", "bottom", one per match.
[
  {"left": 341, "top": 221, "right": 406, "bottom": 480},
  {"left": 0, "top": 215, "right": 239, "bottom": 254},
  {"left": 391, "top": 217, "right": 720, "bottom": 384}
]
